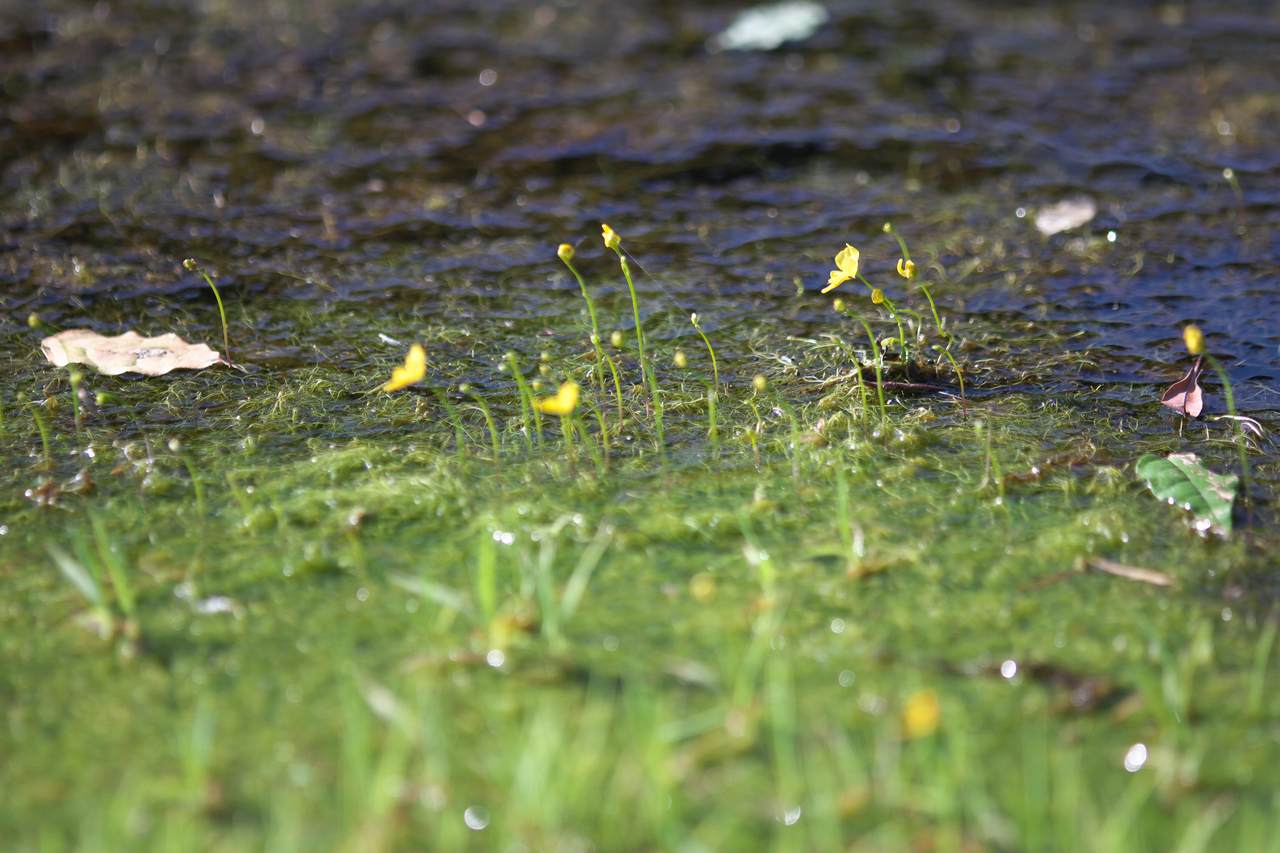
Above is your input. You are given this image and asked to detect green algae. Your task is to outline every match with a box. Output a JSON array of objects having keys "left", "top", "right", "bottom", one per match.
[{"left": 2, "top": 309, "right": 1278, "bottom": 849}]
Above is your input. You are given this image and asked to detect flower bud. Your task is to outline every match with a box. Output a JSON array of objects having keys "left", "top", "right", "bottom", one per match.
[
  {"left": 832, "top": 298, "right": 847, "bottom": 313},
  {"left": 896, "top": 258, "right": 917, "bottom": 280},
  {"left": 673, "top": 350, "right": 688, "bottom": 368},
  {"left": 871, "top": 288, "right": 885, "bottom": 305},
  {"left": 557, "top": 243, "right": 575, "bottom": 262},
  {"left": 752, "top": 374, "right": 768, "bottom": 393},
  {"left": 601, "top": 223, "right": 621, "bottom": 251},
  {"left": 1183, "top": 324, "right": 1204, "bottom": 355},
  {"left": 182, "top": 258, "right": 199, "bottom": 271},
  {"left": 610, "top": 330, "right": 624, "bottom": 349}
]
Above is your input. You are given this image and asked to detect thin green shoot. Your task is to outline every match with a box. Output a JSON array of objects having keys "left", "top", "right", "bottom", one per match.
[
  {"left": 611, "top": 248, "right": 664, "bottom": 443},
  {"left": 690, "top": 313, "right": 720, "bottom": 388},
  {"left": 853, "top": 316, "right": 888, "bottom": 422},
  {"left": 434, "top": 389, "right": 472, "bottom": 459},
  {"left": 1202, "top": 352, "right": 1251, "bottom": 498},
  {"left": 184, "top": 258, "right": 231, "bottom": 363},
  {"left": 89, "top": 511, "right": 135, "bottom": 619},
  {"left": 463, "top": 386, "right": 502, "bottom": 462},
  {"left": 602, "top": 350, "right": 625, "bottom": 428},
  {"left": 29, "top": 400, "right": 53, "bottom": 469},
  {"left": 68, "top": 368, "right": 83, "bottom": 432},
  {"left": 505, "top": 352, "right": 542, "bottom": 447},
  {"left": 857, "top": 273, "right": 910, "bottom": 365},
  {"left": 558, "top": 248, "right": 608, "bottom": 395}
]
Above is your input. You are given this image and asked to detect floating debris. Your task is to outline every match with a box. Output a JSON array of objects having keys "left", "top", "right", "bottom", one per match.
[
  {"left": 709, "top": 1, "right": 829, "bottom": 52},
  {"left": 1033, "top": 196, "right": 1097, "bottom": 236},
  {"left": 41, "top": 330, "right": 223, "bottom": 377}
]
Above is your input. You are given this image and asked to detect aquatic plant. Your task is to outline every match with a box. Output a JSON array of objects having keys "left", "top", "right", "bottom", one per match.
[
  {"left": 182, "top": 258, "right": 231, "bottom": 363},
  {"left": 884, "top": 222, "right": 966, "bottom": 401},
  {"left": 602, "top": 223, "right": 664, "bottom": 448},
  {"left": 1184, "top": 324, "right": 1251, "bottom": 496},
  {"left": 381, "top": 344, "right": 426, "bottom": 392}
]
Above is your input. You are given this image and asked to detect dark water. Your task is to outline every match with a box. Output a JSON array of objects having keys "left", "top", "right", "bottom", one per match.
[{"left": 3, "top": 0, "right": 1278, "bottom": 408}]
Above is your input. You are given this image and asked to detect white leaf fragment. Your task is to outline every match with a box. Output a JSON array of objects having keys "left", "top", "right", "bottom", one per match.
[
  {"left": 1034, "top": 196, "right": 1097, "bottom": 236},
  {"left": 710, "top": 1, "right": 829, "bottom": 52},
  {"left": 41, "top": 329, "right": 223, "bottom": 376}
]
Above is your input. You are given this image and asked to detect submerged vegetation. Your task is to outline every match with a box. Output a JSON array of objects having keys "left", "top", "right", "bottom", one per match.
[
  {"left": 2, "top": 214, "right": 1277, "bottom": 851},
  {"left": 3, "top": 0, "right": 1280, "bottom": 849}
]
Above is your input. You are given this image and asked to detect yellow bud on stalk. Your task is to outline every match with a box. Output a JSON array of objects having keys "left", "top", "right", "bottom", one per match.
[
  {"left": 1183, "top": 324, "right": 1204, "bottom": 355},
  {"left": 601, "top": 223, "right": 621, "bottom": 251}
]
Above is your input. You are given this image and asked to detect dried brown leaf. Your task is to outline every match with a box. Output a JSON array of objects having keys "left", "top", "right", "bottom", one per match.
[{"left": 41, "top": 329, "right": 223, "bottom": 376}]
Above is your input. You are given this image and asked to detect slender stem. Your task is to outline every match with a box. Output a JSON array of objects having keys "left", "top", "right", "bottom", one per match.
[
  {"left": 30, "top": 404, "right": 52, "bottom": 469},
  {"left": 857, "top": 273, "right": 909, "bottom": 365},
  {"left": 853, "top": 316, "right": 888, "bottom": 423},
  {"left": 562, "top": 257, "right": 608, "bottom": 395},
  {"left": 692, "top": 318, "right": 720, "bottom": 388},
  {"left": 613, "top": 250, "right": 663, "bottom": 449},
  {"left": 506, "top": 353, "right": 541, "bottom": 447},
  {"left": 434, "top": 389, "right": 470, "bottom": 459},
  {"left": 616, "top": 253, "right": 646, "bottom": 366},
  {"left": 1204, "top": 352, "right": 1251, "bottom": 498},
  {"left": 602, "top": 351, "right": 625, "bottom": 430},
  {"left": 465, "top": 391, "right": 502, "bottom": 462},
  {"left": 198, "top": 270, "right": 231, "bottom": 363}
]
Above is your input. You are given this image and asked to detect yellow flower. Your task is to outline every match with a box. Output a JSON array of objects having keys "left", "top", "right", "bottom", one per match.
[
  {"left": 557, "top": 243, "right": 575, "bottom": 262},
  {"left": 601, "top": 223, "right": 621, "bottom": 251},
  {"left": 896, "top": 258, "right": 916, "bottom": 280},
  {"left": 870, "top": 288, "right": 885, "bottom": 305},
  {"left": 536, "top": 380, "right": 579, "bottom": 416},
  {"left": 382, "top": 344, "right": 426, "bottom": 392},
  {"left": 822, "top": 244, "right": 860, "bottom": 294},
  {"left": 902, "top": 689, "right": 940, "bottom": 739},
  {"left": 1183, "top": 324, "right": 1204, "bottom": 355}
]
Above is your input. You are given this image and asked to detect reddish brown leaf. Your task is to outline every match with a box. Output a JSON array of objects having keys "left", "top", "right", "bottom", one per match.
[{"left": 1160, "top": 356, "right": 1203, "bottom": 418}]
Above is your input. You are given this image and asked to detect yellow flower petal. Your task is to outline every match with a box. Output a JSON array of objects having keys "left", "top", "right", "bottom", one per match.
[
  {"left": 822, "top": 270, "right": 853, "bottom": 294},
  {"left": 902, "top": 689, "right": 940, "bottom": 739},
  {"left": 536, "top": 380, "right": 579, "bottom": 416},
  {"left": 601, "top": 223, "right": 621, "bottom": 251},
  {"left": 382, "top": 344, "right": 426, "bottom": 392},
  {"left": 1183, "top": 324, "right": 1204, "bottom": 356},
  {"left": 834, "top": 244, "right": 860, "bottom": 276},
  {"left": 896, "top": 258, "right": 916, "bottom": 280}
]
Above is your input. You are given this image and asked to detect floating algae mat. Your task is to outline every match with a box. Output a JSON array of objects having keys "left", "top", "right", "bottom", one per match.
[{"left": 2, "top": 1, "right": 1280, "bottom": 849}]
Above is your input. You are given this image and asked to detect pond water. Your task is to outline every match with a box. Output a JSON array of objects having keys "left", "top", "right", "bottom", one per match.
[
  {"left": 5, "top": 0, "right": 1278, "bottom": 408},
  {"left": 3, "top": 1, "right": 1279, "bottom": 849}
]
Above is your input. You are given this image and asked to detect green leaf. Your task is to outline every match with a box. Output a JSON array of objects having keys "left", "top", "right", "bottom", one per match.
[{"left": 1135, "top": 452, "right": 1238, "bottom": 535}]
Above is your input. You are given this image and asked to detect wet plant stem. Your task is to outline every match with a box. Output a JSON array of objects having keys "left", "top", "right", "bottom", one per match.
[
  {"left": 465, "top": 389, "right": 502, "bottom": 462},
  {"left": 853, "top": 316, "right": 888, "bottom": 423},
  {"left": 434, "top": 389, "right": 471, "bottom": 459},
  {"left": 1204, "top": 352, "right": 1251, "bottom": 497},
  {"left": 30, "top": 402, "right": 52, "bottom": 469},
  {"left": 67, "top": 369, "right": 83, "bottom": 434},
  {"left": 185, "top": 261, "right": 231, "bottom": 363},
  {"left": 561, "top": 256, "right": 608, "bottom": 394},
  {"left": 506, "top": 353, "right": 541, "bottom": 448},
  {"left": 691, "top": 315, "right": 720, "bottom": 388},
  {"left": 856, "top": 274, "right": 909, "bottom": 364},
  {"left": 613, "top": 251, "right": 664, "bottom": 446}
]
